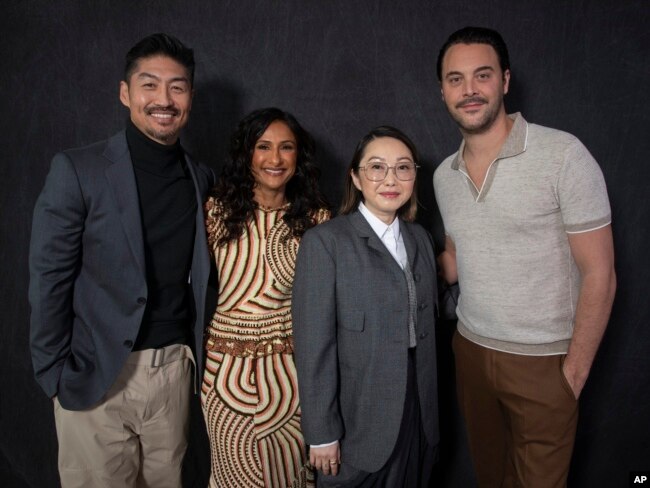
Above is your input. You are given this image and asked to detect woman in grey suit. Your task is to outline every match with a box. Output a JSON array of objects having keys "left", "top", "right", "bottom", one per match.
[{"left": 293, "top": 127, "right": 439, "bottom": 487}]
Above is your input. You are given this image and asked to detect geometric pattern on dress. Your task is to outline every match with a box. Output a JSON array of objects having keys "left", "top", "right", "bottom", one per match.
[
  {"left": 202, "top": 351, "right": 314, "bottom": 488},
  {"left": 266, "top": 216, "right": 298, "bottom": 290}
]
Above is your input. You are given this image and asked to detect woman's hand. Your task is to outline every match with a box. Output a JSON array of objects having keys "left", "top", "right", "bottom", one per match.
[{"left": 310, "top": 442, "right": 341, "bottom": 476}]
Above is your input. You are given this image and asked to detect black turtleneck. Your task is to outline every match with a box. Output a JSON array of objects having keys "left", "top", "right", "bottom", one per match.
[{"left": 125, "top": 119, "right": 197, "bottom": 350}]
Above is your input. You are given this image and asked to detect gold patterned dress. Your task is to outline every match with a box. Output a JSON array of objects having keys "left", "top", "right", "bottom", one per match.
[{"left": 202, "top": 197, "right": 329, "bottom": 488}]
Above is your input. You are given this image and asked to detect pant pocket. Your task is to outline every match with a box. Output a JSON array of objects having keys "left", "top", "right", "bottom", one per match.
[{"left": 558, "top": 355, "right": 578, "bottom": 401}]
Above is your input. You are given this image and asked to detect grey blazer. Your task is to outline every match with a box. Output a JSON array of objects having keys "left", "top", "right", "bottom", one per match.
[
  {"left": 28, "top": 131, "right": 215, "bottom": 410},
  {"left": 292, "top": 211, "right": 439, "bottom": 473}
]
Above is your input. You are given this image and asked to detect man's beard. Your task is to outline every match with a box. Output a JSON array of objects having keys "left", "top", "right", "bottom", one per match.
[
  {"left": 144, "top": 106, "right": 181, "bottom": 143},
  {"left": 450, "top": 94, "right": 504, "bottom": 135},
  {"left": 145, "top": 127, "right": 179, "bottom": 143}
]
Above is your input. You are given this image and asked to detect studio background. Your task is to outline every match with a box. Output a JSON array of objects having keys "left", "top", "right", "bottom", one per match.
[{"left": 1, "top": 1, "right": 648, "bottom": 486}]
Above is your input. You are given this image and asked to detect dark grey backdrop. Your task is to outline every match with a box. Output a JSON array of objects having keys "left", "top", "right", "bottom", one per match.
[{"left": 1, "top": 1, "right": 648, "bottom": 487}]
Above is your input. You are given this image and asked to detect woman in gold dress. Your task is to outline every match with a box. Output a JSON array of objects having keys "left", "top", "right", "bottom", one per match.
[{"left": 202, "top": 107, "right": 329, "bottom": 487}]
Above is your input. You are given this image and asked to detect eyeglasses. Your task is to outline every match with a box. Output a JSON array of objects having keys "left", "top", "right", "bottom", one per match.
[{"left": 358, "top": 162, "right": 419, "bottom": 181}]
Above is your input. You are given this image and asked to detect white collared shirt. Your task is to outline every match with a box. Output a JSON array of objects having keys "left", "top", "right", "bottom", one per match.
[{"left": 358, "top": 202, "right": 407, "bottom": 269}]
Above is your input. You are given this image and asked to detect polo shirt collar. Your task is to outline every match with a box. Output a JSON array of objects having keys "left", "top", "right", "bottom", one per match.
[{"left": 450, "top": 112, "right": 528, "bottom": 170}]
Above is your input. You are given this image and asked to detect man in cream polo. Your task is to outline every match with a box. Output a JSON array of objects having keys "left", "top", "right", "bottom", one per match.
[{"left": 433, "top": 26, "right": 616, "bottom": 487}]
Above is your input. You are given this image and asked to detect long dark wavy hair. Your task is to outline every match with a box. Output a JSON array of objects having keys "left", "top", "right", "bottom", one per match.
[{"left": 210, "top": 107, "right": 328, "bottom": 245}]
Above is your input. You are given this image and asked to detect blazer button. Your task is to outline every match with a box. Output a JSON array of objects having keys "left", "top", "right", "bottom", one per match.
[
  {"left": 123, "top": 340, "right": 133, "bottom": 348},
  {"left": 419, "top": 332, "right": 428, "bottom": 339},
  {"left": 137, "top": 297, "right": 147, "bottom": 305},
  {"left": 414, "top": 273, "right": 421, "bottom": 282},
  {"left": 418, "top": 303, "right": 428, "bottom": 311}
]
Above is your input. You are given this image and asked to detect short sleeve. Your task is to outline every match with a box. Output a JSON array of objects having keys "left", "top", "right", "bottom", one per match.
[{"left": 556, "top": 139, "right": 611, "bottom": 233}]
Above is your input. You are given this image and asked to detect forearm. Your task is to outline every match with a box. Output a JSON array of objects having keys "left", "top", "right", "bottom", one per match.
[
  {"left": 29, "top": 258, "right": 75, "bottom": 397},
  {"left": 438, "top": 235, "right": 458, "bottom": 284},
  {"left": 564, "top": 267, "right": 616, "bottom": 396},
  {"left": 438, "top": 250, "right": 458, "bottom": 284},
  {"left": 29, "top": 265, "right": 74, "bottom": 396}
]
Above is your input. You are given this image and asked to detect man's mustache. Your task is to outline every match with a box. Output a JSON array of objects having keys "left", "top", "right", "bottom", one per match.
[
  {"left": 145, "top": 106, "right": 179, "bottom": 116},
  {"left": 456, "top": 97, "right": 488, "bottom": 108}
]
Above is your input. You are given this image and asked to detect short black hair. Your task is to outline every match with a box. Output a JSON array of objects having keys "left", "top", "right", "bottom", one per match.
[
  {"left": 437, "top": 26, "right": 510, "bottom": 81},
  {"left": 124, "top": 33, "right": 195, "bottom": 86}
]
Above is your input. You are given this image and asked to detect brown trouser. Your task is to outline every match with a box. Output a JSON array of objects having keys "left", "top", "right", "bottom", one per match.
[
  {"left": 53, "top": 344, "right": 194, "bottom": 488},
  {"left": 453, "top": 331, "right": 578, "bottom": 488}
]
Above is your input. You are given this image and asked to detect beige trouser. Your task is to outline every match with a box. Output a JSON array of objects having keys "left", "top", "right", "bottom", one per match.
[{"left": 53, "top": 344, "right": 194, "bottom": 488}]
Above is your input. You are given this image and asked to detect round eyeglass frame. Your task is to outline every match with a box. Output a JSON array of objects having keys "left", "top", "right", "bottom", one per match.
[{"left": 358, "top": 163, "right": 420, "bottom": 181}]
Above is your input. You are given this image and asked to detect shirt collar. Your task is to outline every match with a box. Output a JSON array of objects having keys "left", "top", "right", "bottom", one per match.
[
  {"left": 358, "top": 202, "right": 401, "bottom": 241},
  {"left": 451, "top": 112, "right": 528, "bottom": 170}
]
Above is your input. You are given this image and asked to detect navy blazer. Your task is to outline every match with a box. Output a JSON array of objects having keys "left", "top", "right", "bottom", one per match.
[
  {"left": 292, "top": 211, "right": 440, "bottom": 473},
  {"left": 28, "top": 131, "right": 215, "bottom": 410}
]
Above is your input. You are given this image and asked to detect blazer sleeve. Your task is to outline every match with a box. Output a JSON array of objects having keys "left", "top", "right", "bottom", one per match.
[
  {"left": 28, "top": 153, "right": 86, "bottom": 398},
  {"left": 292, "top": 228, "right": 344, "bottom": 445}
]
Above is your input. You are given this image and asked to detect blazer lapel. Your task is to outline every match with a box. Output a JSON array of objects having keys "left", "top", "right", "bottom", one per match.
[
  {"left": 348, "top": 211, "right": 404, "bottom": 274},
  {"left": 400, "top": 220, "right": 418, "bottom": 270},
  {"left": 104, "top": 131, "right": 146, "bottom": 275}
]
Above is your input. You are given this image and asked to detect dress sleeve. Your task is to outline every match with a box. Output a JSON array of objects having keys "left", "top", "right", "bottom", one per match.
[
  {"left": 204, "top": 197, "right": 225, "bottom": 250},
  {"left": 313, "top": 207, "right": 331, "bottom": 225}
]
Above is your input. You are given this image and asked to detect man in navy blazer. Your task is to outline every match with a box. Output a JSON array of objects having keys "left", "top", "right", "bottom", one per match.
[{"left": 28, "top": 33, "right": 215, "bottom": 487}]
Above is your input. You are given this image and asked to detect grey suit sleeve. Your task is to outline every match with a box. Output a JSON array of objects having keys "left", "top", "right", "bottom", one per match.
[
  {"left": 292, "top": 229, "right": 344, "bottom": 445},
  {"left": 28, "top": 153, "right": 86, "bottom": 397}
]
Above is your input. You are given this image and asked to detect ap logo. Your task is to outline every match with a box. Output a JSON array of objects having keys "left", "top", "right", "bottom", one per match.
[{"left": 631, "top": 472, "right": 650, "bottom": 485}]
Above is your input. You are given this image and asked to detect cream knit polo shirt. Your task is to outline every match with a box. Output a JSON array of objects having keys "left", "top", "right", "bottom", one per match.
[{"left": 434, "top": 113, "right": 611, "bottom": 355}]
